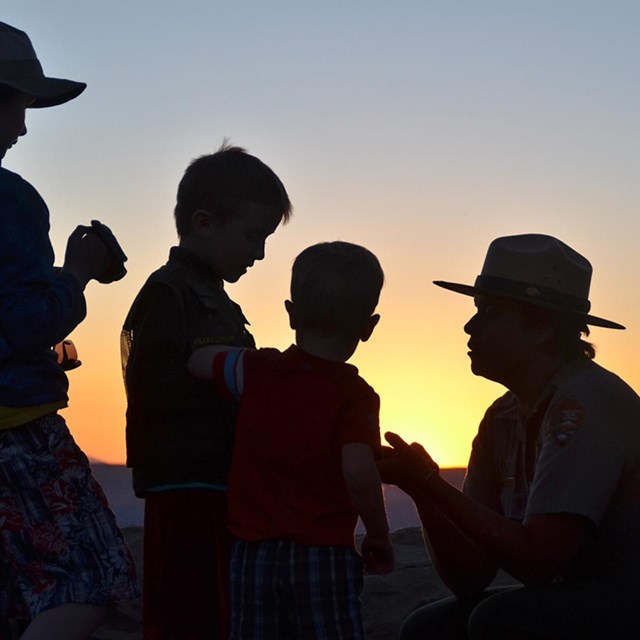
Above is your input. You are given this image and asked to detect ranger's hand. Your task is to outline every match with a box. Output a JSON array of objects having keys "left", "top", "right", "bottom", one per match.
[{"left": 377, "top": 432, "right": 439, "bottom": 495}]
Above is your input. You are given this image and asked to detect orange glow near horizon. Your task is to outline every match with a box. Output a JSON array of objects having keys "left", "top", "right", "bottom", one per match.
[{"left": 61, "top": 257, "right": 640, "bottom": 470}]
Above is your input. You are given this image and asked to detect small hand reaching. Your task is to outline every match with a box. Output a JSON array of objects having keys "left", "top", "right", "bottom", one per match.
[{"left": 361, "top": 534, "right": 394, "bottom": 575}]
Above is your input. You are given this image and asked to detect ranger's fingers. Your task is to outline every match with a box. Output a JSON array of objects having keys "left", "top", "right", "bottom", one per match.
[
  {"left": 384, "top": 431, "right": 410, "bottom": 450},
  {"left": 410, "top": 441, "right": 429, "bottom": 456}
]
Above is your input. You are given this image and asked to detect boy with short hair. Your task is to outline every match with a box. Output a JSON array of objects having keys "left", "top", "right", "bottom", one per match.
[
  {"left": 0, "top": 21, "right": 139, "bottom": 640},
  {"left": 188, "top": 241, "right": 394, "bottom": 640},
  {"left": 122, "top": 143, "right": 292, "bottom": 639}
]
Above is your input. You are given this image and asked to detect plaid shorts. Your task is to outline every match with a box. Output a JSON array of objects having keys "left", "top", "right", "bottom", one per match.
[
  {"left": 230, "top": 539, "right": 365, "bottom": 640},
  {"left": 0, "top": 413, "right": 140, "bottom": 619}
]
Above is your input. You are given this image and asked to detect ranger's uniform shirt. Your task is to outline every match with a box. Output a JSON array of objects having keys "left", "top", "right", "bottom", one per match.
[{"left": 464, "top": 358, "right": 640, "bottom": 585}]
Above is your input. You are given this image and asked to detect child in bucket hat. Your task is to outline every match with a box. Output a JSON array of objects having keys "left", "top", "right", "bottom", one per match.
[
  {"left": 0, "top": 22, "right": 86, "bottom": 108},
  {"left": 0, "top": 21, "right": 139, "bottom": 640}
]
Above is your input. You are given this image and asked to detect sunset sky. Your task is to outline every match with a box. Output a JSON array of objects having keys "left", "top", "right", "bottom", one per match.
[{"left": 4, "top": 2, "right": 639, "bottom": 467}]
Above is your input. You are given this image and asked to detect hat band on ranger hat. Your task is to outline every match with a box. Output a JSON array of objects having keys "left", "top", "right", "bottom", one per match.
[{"left": 474, "top": 275, "right": 592, "bottom": 314}]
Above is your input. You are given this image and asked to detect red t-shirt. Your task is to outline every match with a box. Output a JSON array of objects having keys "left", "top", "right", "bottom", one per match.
[{"left": 212, "top": 345, "right": 381, "bottom": 547}]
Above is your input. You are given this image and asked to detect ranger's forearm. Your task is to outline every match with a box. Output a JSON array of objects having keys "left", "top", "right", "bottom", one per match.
[{"left": 407, "top": 483, "right": 498, "bottom": 597}]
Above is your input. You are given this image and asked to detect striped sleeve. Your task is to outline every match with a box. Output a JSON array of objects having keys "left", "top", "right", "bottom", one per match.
[{"left": 211, "top": 349, "right": 246, "bottom": 401}]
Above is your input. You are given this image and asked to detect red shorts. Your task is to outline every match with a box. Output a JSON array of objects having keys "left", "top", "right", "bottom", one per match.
[{"left": 142, "top": 488, "right": 232, "bottom": 640}]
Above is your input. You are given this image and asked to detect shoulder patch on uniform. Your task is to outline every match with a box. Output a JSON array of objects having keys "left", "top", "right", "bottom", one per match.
[{"left": 550, "top": 401, "right": 584, "bottom": 446}]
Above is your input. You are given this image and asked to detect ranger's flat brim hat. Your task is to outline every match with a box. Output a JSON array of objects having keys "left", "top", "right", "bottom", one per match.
[
  {"left": 0, "top": 22, "right": 85, "bottom": 108},
  {"left": 434, "top": 234, "right": 625, "bottom": 330}
]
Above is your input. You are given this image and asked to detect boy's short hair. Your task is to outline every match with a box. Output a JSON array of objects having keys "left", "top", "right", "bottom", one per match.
[
  {"left": 291, "top": 241, "right": 384, "bottom": 336},
  {"left": 174, "top": 142, "right": 292, "bottom": 238}
]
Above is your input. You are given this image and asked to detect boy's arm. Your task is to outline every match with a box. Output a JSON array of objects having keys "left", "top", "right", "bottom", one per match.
[
  {"left": 187, "top": 345, "right": 246, "bottom": 399},
  {"left": 342, "top": 442, "right": 394, "bottom": 574},
  {"left": 188, "top": 346, "right": 237, "bottom": 379}
]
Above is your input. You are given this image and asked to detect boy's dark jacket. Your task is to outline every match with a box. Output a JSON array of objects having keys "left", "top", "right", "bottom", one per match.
[{"left": 122, "top": 247, "right": 255, "bottom": 497}]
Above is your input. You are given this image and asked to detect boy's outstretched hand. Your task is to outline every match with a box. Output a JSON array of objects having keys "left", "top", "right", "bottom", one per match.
[
  {"left": 377, "top": 432, "right": 439, "bottom": 495},
  {"left": 361, "top": 534, "right": 394, "bottom": 575}
]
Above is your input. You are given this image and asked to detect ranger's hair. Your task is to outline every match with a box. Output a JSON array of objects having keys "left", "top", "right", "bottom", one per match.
[{"left": 521, "top": 304, "right": 596, "bottom": 361}]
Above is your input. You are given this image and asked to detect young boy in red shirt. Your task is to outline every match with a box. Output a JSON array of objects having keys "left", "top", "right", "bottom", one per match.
[
  {"left": 122, "top": 144, "right": 292, "bottom": 639},
  {"left": 189, "top": 241, "right": 394, "bottom": 639}
]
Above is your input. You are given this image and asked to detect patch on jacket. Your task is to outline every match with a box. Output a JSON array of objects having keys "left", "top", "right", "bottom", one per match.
[{"left": 549, "top": 401, "right": 584, "bottom": 446}]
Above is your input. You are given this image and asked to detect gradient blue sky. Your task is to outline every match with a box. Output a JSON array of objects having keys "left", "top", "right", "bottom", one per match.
[{"left": 4, "top": 2, "right": 639, "bottom": 465}]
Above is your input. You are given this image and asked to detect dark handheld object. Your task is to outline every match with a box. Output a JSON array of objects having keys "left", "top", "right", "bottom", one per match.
[{"left": 89, "top": 220, "right": 128, "bottom": 283}]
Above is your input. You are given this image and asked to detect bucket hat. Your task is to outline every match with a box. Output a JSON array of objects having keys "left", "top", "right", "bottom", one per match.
[
  {"left": 434, "top": 233, "right": 624, "bottom": 330},
  {"left": 0, "top": 21, "right": 85, "bottom": 108}
]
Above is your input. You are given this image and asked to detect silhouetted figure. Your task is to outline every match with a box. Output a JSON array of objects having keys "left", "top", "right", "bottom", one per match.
[
  {"left": 122, "top": 144, "right": 292, "bottom": 639},
  {"left": 188, "top": 241, "right": 394, "bottom": 639},
  {"left": 381, "top": 234, "right": 640, "bottom": 639},
  {"left": 0, "top": 21, "right": 138, "bottom": 640}
]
